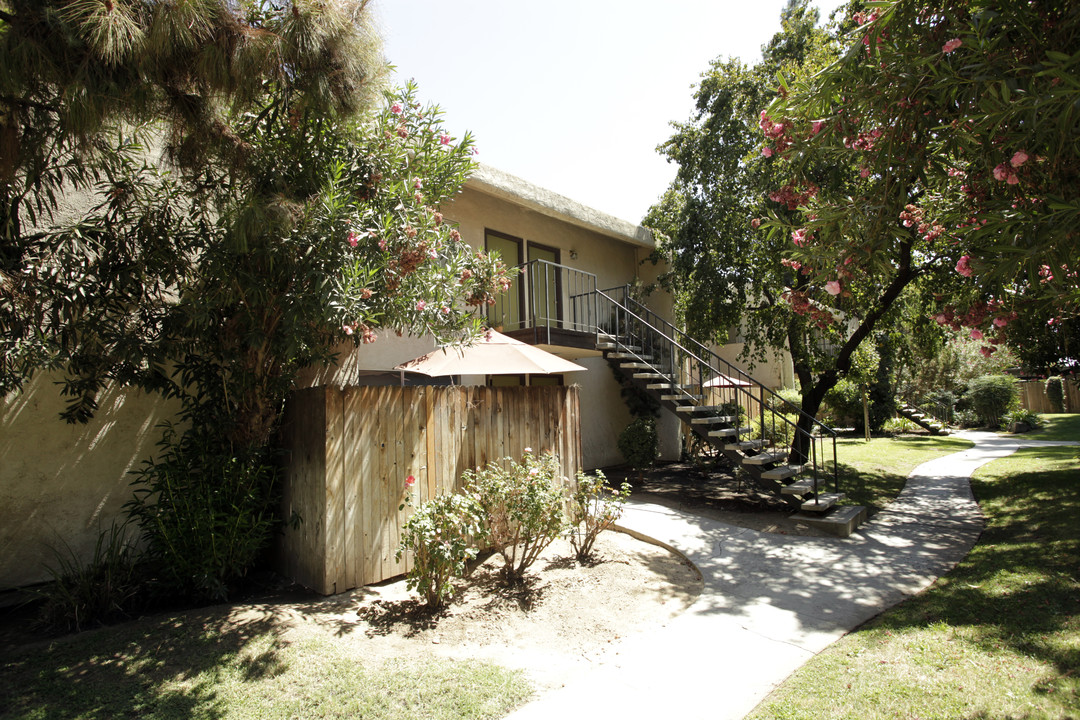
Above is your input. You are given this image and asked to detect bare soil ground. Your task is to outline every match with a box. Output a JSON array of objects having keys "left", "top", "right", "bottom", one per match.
[{"left": 1, "top": 461, "right": 819, "bottom": 696}]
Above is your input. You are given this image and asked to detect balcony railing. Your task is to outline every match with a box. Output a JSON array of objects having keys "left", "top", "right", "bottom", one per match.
[{"left": 492, "top": 259, "right": 599, "bottom": 345}]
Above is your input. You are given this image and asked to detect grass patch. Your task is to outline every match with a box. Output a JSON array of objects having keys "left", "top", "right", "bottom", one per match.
[
  {"left": 0, "top": 614, "right": 531, "bottom": 720},
  {"left": 748, "top": 443, "right": 1080, "bottom": 719},
  {"left": 1027, "top": 413, "right": 1080, "bottom": 442},
  {"left": 834, "top": 435, "right": 974, "bottom": 513}
]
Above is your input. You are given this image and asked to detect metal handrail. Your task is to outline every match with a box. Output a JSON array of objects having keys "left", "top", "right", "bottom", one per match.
[
  {"left": 503, "top": 260, "right": 598, "bottom": 344},
  {"left": 596, "top": 286, "right": 839, "bottom": 497}
]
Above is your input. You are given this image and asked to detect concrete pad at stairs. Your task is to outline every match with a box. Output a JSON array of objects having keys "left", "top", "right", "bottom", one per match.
[{"left": 504, "top": 430, "right": 1077, "bottom": 720}]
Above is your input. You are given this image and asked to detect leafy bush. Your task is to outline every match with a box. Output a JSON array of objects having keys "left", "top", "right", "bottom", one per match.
[
  {"left": 36, "top": 523, "right": 143, "bottom": 633},
  {"left": 966, "top": 374, "right": 1019, "bottom": 428},
  {"left": 617, "top": 417, "right": 658, "bottom": 481},
  {"left": 397, "top": 492, "right": 487, "bottom": 607},
  {"left": 956, "top": 409, "right": 981, "bottom": 428},
  {"left": 882, "top": 416, "right": 919, "bottom": 434},
  {"left": 767, "top": 387, "right": 802, "bottom": 413},
  {"left": 464, "top": 450, "right": 565, "bottom": 581},
  {"left": 1046, "top": 376, "right": 1066, "bottom": 413},
  {"left": 126, "top": 423, "right": 279, "bottom": 601},
  {"left": 566, "top": 470, "right": 632, "bottom": 562},
  {"left": 752, "top": 411, "right": 798, "bottom": 446},
  {"left": 1004, "top": 408, "right": 1041, "bottom": 433},
  {"left": 823, "top": 378, "right": 863, "bottom": 428}
]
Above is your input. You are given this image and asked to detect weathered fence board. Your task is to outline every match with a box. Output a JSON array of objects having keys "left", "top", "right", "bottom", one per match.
[
  {"left": 279, "top": 385, "right": 582, "bottom": 595},
  {"left": 1018, "top": 379, "right": 1080, "bottom": 413}
]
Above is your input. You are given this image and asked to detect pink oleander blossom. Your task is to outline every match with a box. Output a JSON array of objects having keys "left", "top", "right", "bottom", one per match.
[
  {"left": 791, "top": 228, "right": 809, "bottom": 246},
  {"left": 1011, "top": 150, "right": 1029, "bottom": 167},
  {"left": 993, "top": 317, "right": 1008, "bottom": 328},
  {"left": 415, "top": 300, "right": 427, "bottom": 312},
  {"left": 751, "top": 218, "right": 762, "bottom": 229},
  {"left": 347, "top": 231, "right": 359, "bottom": 248},
  {"left": 825, "top": 280, "right": 842, "bottom": 296},
  {"left": 979, "top": 346, "right": 996, "bottom": 358},
  {"left": 970, "top": 329, "right": 983, "bottom": 340},
  {"left": 811, "top": 120, "right": 825, "bottom": 135},
  {"left": 955, "top": 255, "right": 974, "bottom": 277},
  {"left": 439, "top": 133, "right": 451, "bottom": 145},
  {"left": 762, "top": 146, "right": 774, "bottom": 158},
  {"left": 942, "top": 38, "right": 962, "bottom": 54},
  {"left": 343, "top": 324, "right": 354, "bottom": 335},
  {"left": 390, "top": 102, "right": 403, "bottom": 114}
]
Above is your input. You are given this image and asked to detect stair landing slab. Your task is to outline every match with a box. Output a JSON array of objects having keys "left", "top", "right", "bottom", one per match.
[{"left": 791, "top": 505, "right": 867, "bottom": 538}]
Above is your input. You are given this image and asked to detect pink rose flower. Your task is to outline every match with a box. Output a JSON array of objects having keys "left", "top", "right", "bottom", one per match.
[
  {"left": 825, "top": 280, "right": 842, "bottom": 296},
  {"left": 1010, "top": 150, "right": 1029, "bottom": 167},
  {"left": 942, "top": 38, "right": 962, "bottom": 54},
  {"left": 405, "top": 475, "right": 416, "bottom": 487}
]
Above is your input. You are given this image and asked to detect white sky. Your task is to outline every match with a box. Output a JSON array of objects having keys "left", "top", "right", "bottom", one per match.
[{"left": 372, "top": 1, "right": 848, "bottom": 225}]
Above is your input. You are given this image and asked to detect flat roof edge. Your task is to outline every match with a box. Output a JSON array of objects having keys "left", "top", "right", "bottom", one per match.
[{"left": 466, "top": 164, "right": 655, "bottom": 250}]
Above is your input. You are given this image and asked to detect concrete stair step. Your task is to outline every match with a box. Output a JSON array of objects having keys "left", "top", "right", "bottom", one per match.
[
  {"left": 799, "top": 492, "right": 844, "bottom": 513},
  {"left": 791, "top": 505, "right": 867, "bottom": 538},
  {"left": 708, "top": 426, "right": 751, "bottom": 438},
  {"left": 779, "top": 478, "right": 815, "bottom": 495},
  {"left": 647, "top": 383, "right": 674, "bottom": 390},
  {"left": 725, "top": 439, "right": 767, "bottom": 451},
  {"left": 742, "top": 450, "right": 788, "bottom": 466},
  {"left": 663, "top": 394, "right": 704, "bottom": 402},
  {"left": 608, "top": 352, "right": 653, "bottom": 361},
  {"left": 690, "top": 415, "right": 736, "bottom": 425},
  {"left": 633, "top": 372, "right": 664, "bottom": 380},
  {"left": 761, "top": 464, "right": 804, "bottom": 481},
  {"left": 621, "top": 362, "right": 653, "bottom": 370}
]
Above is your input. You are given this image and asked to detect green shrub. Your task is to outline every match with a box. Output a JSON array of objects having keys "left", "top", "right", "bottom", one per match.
[
  {"left": 956, "top": 408, "right": 981, "bottom": 428},
  {"left": 566, "top": 470, "right": 632, "bottom": 562},
  {"left": 752, "top": 411, "right": 799, "bottom": 446},
  {"left": 767, "top": 387, "right": 802, "bottom": 413},
  {"left": 464, "top": 450, "right": 565, "bottom": 581},
  {"left": 617, "top": 417, "right": 658, "bottom": 481},
  {"left": 824, "top": 378, "right": 863, "bottom": 428},
  {"left": 1046, "top": 376, "right": 1066, "bottom": 413},
  {"left": 882, "top": 416, "right": 919, "bottom": 434},
  {"left": 1004, "top": 408, "right": 1041, "bottom": 432},
  {"left": 397, "top": 492, "right": 487, "bottom": 607},
  {"left": 36, "top": 523, "right": 143, "bottom": 633},
  {"left": 966, "top": 374, "right": 1019, "bottom": 428},
  {"left": 126, "top": 423, "right": 279, "bottom": 601}
]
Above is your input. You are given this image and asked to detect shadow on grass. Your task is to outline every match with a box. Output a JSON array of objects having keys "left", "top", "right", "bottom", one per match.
[
  {"left": 860, "top": 444, "right": 1080, "bottom": 683},
  {"left": 0, "top": 605, "right": 291, "bottom": 720}
]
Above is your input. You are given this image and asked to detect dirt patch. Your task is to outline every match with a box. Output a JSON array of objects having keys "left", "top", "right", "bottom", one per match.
[{"left": 1, "top": 461, "right": 824, "bottom": 695}]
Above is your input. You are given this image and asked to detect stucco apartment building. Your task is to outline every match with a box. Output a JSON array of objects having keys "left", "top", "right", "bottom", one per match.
[{"left": 0, "top": 164, "right": 681, "bottom": 592}]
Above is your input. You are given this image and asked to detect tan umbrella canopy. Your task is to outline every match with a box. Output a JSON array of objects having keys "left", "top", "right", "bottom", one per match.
[
  {"left": 703, "top": 372, "right": 753, "bottom": 388},
  {"left": 394, "top": 330, "right": 587, "bottom": 377}
]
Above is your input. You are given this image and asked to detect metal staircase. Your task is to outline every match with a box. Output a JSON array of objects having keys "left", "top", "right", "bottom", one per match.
[{"left": 595, "top": 286, "right": 867, "bottom": 537}]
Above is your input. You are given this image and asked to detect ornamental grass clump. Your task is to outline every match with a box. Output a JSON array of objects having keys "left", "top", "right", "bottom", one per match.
[
  {"left": 464, "top": 450, "right": 565, "bottom": 581},
  {"left": 396, "top": 490, "right": 487, "bottom": 608},
  {"left": 566, "top": 470, "right": 632, "bottom": 562}
]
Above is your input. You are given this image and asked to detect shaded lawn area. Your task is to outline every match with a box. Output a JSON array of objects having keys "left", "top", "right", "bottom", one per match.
[
  {"left": 0, "top": 614, "right": 529, "bottom": 720},
  {"left": 1026, "top": 412, "right": 1080, "bottom": 442},
  {"left": 834, "top": 435, "right": 974, "bottom": 514},
  {"left": 748, "top": 431, "right": 1080, "bottom": 719}
]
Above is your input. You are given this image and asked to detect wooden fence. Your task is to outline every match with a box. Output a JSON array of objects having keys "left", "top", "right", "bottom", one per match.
[
  {"left": 278, "top": 384, "right": 581, "bottom": 595},
  {"left": 1017, "top": 379, "right": 1080, "bottom": 414}
]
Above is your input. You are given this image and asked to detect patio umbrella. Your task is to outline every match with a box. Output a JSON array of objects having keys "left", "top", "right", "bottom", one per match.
[
  {"left": 703, "top": 372, "right": 753, "bottom": 388},
  {"left": 394, "top": 330, "right": 587, "bottom": 377}
]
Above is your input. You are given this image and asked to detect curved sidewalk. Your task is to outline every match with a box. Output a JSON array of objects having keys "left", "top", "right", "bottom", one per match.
[{"left": 506, "top": 430, "right": 1079, "bottom": 720}]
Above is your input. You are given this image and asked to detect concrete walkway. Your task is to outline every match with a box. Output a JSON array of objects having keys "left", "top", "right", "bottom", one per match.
[{"left": 506, "top": 430, "right": 1079, "bottom": 720}]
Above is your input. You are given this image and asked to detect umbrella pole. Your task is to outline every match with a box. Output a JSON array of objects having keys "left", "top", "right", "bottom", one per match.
[{"left": 399, "top": 370, "right": 405, "bottom": 387}]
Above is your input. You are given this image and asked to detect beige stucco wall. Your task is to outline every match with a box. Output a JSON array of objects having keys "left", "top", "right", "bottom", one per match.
[
  {"left": 712, "top": 342, "right": 796, "bottom": 391},
  {"left": 0, "top": 374, "right": 181, "bottom": 590}
]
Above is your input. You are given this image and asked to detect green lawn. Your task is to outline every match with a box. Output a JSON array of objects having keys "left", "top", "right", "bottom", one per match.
[
  {"left": 834, "top": 435, "right": 974, "bottom": 513},
  {"left": 1027, "top": 412, "right": 1080, "bottom": 442},
  {"left": 0, "top": 616, "right": 530, "bottom": 720},
  {"left": 748, "top": 415, "right": 1080, "bottom": 719}
]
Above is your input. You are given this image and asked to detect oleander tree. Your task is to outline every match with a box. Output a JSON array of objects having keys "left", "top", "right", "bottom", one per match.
[
  {"left": 760, "top": 0, "right": 1080, "bottom": 420},
  {"left": 0, "top": 1, "right": 510, "bottom": 597}
]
